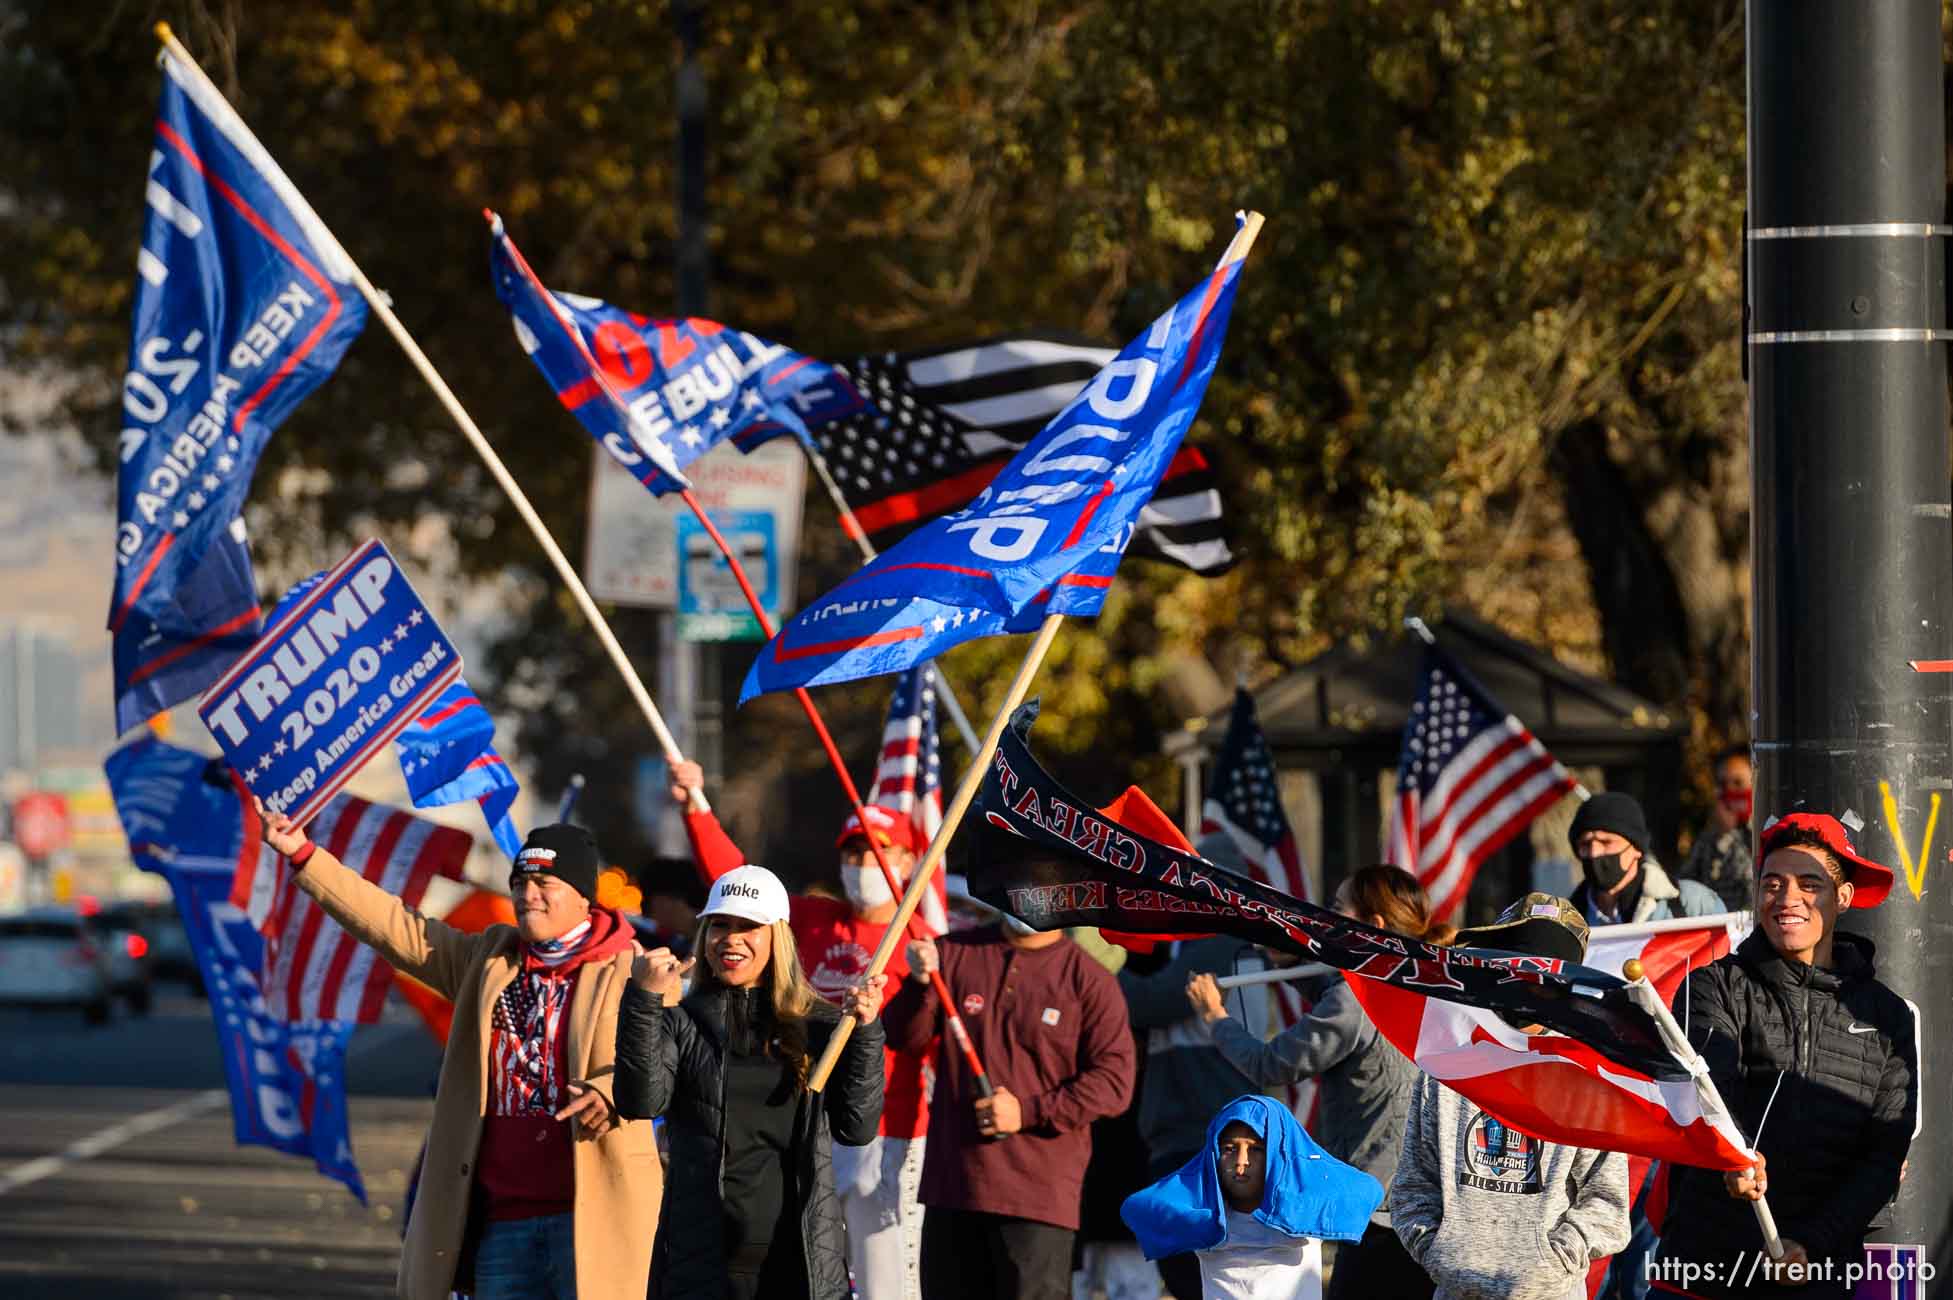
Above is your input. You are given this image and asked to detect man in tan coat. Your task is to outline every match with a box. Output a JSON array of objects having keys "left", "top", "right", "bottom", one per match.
[{"left": 259, "top": 808, "right": 659, "bottom": 1300}]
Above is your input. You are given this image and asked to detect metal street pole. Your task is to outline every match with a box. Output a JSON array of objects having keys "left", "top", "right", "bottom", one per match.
[
  {"left": 667, "top": 0, "right": 722, "bottom": 803},
  {"left": 1748, "top": 0, "right": 1950, "bottom": 1274}
]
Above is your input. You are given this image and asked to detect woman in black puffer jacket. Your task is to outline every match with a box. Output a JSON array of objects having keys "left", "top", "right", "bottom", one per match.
[{"left": 614, "top": 864, "right": 886, "bottom": 1300}]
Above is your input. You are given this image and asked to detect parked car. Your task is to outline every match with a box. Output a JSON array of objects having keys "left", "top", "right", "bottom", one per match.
[
  {"left": 88, "top": 901, "right": 159, "bottom": 1015},
  {"left": 0, "top": 909, "right": 114, "bottom": 1024}
]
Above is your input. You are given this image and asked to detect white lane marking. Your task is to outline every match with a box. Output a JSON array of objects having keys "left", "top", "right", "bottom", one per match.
[{"left": 0, "top": 1090, "right": 227, "bottom": 1197}]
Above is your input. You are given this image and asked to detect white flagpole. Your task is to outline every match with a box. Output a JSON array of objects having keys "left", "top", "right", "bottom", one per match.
[
  {"left": 1621, "top": 961, "right": 1785, "bottom": 1260},
  {"left": 152, "top": 24, "right": 707, "bottom": 812},
  {"left": 1216, "top": 963, "right": 1332, "bottom": 990}
]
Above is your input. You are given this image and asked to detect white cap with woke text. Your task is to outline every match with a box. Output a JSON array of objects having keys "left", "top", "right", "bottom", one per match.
[{"left": 700, "top": 864, "right": 791, "bottom": 927}]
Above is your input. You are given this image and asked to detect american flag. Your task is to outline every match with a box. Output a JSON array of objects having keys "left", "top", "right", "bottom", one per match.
[
  {"left": 819, "top": 336, "right": 1235, "bottom": 575},
  {"left": 1385, "top": 646, "right": 1579, "bottom": 922},
  {"left": 868, "top": 664, "right": 948, "bottom": 936},
  {"left": 233, "top": 793, "right": 472, "bottom": 1022},
  {"left": 1201, "top": 688, "right": 1316, "bottom": 1120},
  {"left": 490, "top": 970, "right": 574, "bottom": 1114}
]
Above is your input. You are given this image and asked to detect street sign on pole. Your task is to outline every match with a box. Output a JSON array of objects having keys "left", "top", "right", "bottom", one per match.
[{"left": 583, "top": 438, "right": 808, "bottom": 625}]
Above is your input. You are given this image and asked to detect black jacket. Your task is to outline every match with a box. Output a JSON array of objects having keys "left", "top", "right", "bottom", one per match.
[
  {"left": 1660, "top": 931, "right": 1915, "bottom": 1281},
  {"left": 613, "top": 981, "right": 885, "bottom": 1300}
]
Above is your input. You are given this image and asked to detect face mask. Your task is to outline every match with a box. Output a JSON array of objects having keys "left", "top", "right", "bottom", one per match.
[
  {"left": 840, "top": 865, "right": 896, "bottom": 911},
  {"left": 1720, "top": 788, "right": 1754, "bottom": 823},
  {"left": 1582, "top": 851, "right": 1632, "bottom": 893},
  {"left": 1002, "top": 915, "right": 1042, "bottom": 938}
]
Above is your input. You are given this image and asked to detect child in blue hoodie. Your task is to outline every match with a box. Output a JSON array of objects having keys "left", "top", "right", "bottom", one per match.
[{"left": 1122, "top": 1095, "right": 1382, "bottom": 1300}]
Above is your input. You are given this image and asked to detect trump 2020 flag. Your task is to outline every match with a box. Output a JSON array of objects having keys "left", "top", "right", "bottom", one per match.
[
  {"left": 395, "top": 680, "right": 524, "bottom": 859},
  {"left": 110, "top": 49, "right": 367, "bottom": 733},
  {"left": 489, "top": 213, "right": 859, "bottom": 493},
  {"left": 106, "top": 735, "right": 368, "bottom": 1199},
  {"left": 740, "top": 213, "right": 1259, "bottom": 701}
]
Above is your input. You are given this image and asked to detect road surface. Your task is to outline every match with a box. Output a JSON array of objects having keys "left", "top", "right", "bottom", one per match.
[{"left": 0, "top": 985, "right": 442, "bottom": 1299}]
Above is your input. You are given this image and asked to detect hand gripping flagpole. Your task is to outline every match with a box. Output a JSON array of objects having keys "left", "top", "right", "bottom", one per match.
[
  {"left": 152, "top": 25, "right": 708, "bottom": 813},
  {"left": 675, "top": 498, "right": 1000, "bottom": 1100},
  {"left": 808, "top": 613, "right": 1067, "bottom": 1092},
  {"left": 1621, "top": 959, "right": 1785, "bottom": 1261},
  {"left": 801, "top": 443, "right": 985, "bottom": 757},
  {"left": 807, "top": 207, "right": 1265, "bottom": 1092}
]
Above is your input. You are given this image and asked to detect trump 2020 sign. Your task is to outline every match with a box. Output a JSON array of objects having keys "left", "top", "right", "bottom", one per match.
[{"left": 198, "top": 540, "right": 461, "bottom": 826}]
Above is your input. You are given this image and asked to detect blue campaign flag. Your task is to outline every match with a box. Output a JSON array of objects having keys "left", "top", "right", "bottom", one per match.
[
  {"left": 110, "top": 49, "right": 367, "bottom": 730},
  {"left": 488, "top": 213, "right": 861, "bottom": 494},
  {"left": 740, "top": 216, "right": 1256, "bottom": 701},
  {"left": 198, "top": 539, "right": 463, "bottom": 827},
  {"left": 105, "top": 736, "right": 366, "bottom": 1201},
  {"left": 396, "top": 680, "right": 524, "bottom": 859}
]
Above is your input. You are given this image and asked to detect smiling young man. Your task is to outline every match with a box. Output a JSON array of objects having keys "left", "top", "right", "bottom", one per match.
[
  {"left": 1652, "top": 813, "right": 1917, "bottom": 1299},
  {"left": 259, "top": 809, "right": 659, "bottom": 1300}
]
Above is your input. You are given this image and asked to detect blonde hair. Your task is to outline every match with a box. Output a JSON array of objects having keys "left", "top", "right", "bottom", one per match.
[{"left": 692, "top": 914, "right": 821, "bottom": 1086}]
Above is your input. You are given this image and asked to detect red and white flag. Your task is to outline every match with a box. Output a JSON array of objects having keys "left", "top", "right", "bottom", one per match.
[
  {"left": 1577, "top": 912, "right": 1750, "bottom": 1294},
  {"left": 1585, "top": 913, "right": 1749, "bottom": 1004},
  {"left": 1347, "top": 954, "right": 1752, "bottom": 1173},
  {"left": 234, "top": 793, "right": 472, "bottom": 1022}
]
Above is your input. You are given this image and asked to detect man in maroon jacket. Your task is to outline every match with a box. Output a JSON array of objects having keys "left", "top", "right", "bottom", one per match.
[{"left": 884, "top": 920, "right": 1137, "bottom": 1300}]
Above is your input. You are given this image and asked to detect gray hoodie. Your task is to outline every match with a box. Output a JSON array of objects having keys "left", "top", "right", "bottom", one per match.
[{"left": 1390, "top": 1073, "right": 1630, "bottom": 1300}]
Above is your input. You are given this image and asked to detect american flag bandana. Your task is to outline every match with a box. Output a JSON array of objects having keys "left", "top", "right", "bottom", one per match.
[{"left": 490, "top": 970, "right": 574, "bottom": 1116}]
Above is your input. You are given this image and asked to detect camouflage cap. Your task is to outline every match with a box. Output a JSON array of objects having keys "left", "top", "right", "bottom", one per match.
[{"left": 1453, "top": 891, "right": 1589, "bottom": 963}]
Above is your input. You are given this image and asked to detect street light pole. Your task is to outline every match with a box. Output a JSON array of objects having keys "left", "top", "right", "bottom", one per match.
[{"left": 1747, "top": 0, "right": 1950, "bottom": 1272}]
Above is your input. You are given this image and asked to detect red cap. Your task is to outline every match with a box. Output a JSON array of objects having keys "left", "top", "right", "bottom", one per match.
[
  {"left": 1759, "top": 812, "right": 1894, "bottom": 909},
  {"left": 836, "top": 804, "right": 921, "bottom": 853}
]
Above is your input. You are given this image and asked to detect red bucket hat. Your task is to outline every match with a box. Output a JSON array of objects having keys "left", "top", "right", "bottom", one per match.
[
  {"left": 1758, "top": 812, "right": 1894, "bottom": 909},
  {"left": 836, "top": 804, "right": 921, "bottom": 853}
]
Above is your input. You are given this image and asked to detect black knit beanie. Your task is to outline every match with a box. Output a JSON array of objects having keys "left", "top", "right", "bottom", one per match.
[{"left": 512, "top": 824, "right": 603, "bottom": 903}]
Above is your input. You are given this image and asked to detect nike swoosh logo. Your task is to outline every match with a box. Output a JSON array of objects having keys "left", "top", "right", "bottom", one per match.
[{"left": 1848, "top": 1024, "right": 1878, "bottom": 1034}]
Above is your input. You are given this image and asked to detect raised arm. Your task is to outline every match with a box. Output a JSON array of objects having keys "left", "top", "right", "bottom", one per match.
[
  {"left": 263, "top": 805, "right": 482, "bottom": 1000},
  {"left": 1203, "top": 976, "right": 1367, "bottom": 1088},
  {"left": 612, "top": 949, "right": 693, "bottom": 1120},
  {"left": 669, "top": 759, "right": 747, "bottom": 885}
]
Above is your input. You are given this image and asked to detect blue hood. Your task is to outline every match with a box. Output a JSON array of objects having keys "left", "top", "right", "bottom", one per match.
[{"left": 1120, "top": 1095, "right": 1382, "bottom": 1260}]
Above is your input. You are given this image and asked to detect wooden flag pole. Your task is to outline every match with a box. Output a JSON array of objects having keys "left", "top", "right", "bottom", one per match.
[
  {"left": 808, "top": 613, "right": 1065, "bottom": 1092},
  {"left": 675, "top": 491, "right": 1001, "bottom": 1095},
  {"left": 152, "top": 25, "right": 706, "bottom": 811},
  {"left": 800, "top": 440, "right": 985, "bottom": 756}
]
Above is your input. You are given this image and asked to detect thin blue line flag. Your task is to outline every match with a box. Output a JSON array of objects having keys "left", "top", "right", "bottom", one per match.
[
  {"left": 488, "top": 214, "right": 860, "bottom": 494},
  {"left": 740, "top": 214, "right": 1256, "bottom": 702},
  {"left": 110, "top": 49, "right": 367, "bottom": 734}
]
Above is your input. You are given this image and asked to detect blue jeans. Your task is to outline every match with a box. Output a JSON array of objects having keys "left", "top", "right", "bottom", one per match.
[{"left": 472, "top": 1211, "right": 576, "bottom": 1300}]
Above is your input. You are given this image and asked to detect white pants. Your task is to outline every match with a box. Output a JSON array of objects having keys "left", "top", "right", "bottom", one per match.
[
  {"left": 833, "top": 1134, "right": 926, "bottom": 1300},
  {"left": 1072, "top": 1241, "right": 1163, "bottom": 1300}
]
